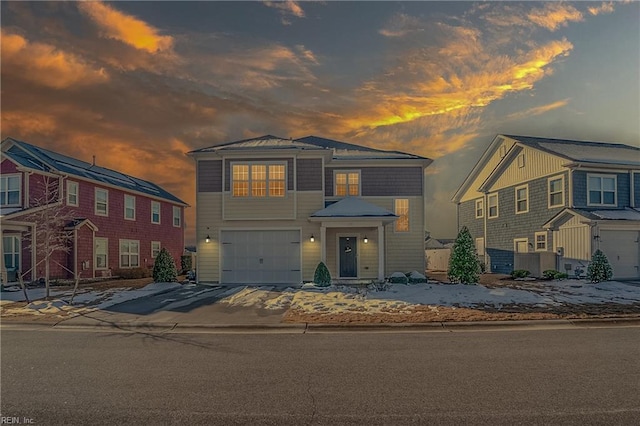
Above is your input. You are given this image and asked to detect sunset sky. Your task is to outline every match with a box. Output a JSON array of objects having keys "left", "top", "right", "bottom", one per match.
[{"left": 2, "top": 1, "right": 639, "bottom": 244}]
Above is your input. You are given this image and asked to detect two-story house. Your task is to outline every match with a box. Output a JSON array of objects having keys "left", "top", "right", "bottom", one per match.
[
  {"left": 453, "top": 135, "right": 640, "bottom": 279},
  {"left": 1, "top": 138, "right": 187, "bottom": 283},
  {"left": 189, "top": 135, "right": 432, "bottom": 284}
]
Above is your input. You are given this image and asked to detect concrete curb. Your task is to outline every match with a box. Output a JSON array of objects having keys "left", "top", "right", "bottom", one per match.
[{"left": 2, "top": 316, "right": 639, "bottom": 332}]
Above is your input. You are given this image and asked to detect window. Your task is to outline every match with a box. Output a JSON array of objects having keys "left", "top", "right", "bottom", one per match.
[
  {"left": 588, "top": 174, "right": 616, "bottom": 206},
  {"left": 151, "top": 201, "right": 160, "bottom": 224},
  {"left": 151, "top": 241, "right": 161, "bottom": 258},
  {"left": 476, "top": 237, "right": 485, "bottom": 255},
  {"left": 67, "top": 181, "right": 78, "bottom": 206},
  {"left": 0, "top": 175, "right": 21, "bottom": 206},
  {"left": 515, "top": 185, "right": 528, "bottom": 214},
  {"left": 95, "top": 238, "right": 108, "bottom": 269},
  {"left": 514, "top": 238, "right": 529, "bottom": 253},
  {"left": 499, "top": 145, "right": 507, "bottom": 158},
  {"left": 95, "top": 188, "right": 108, "bottom": 216},
  {"left": 475, "top": 199, "right": 484, "bottom": 218},
  {"left": 119, "top": 239, "right": 139, "bottom": 268},
  {"left": 2, "top": 236, "right": 20, "bottom": 269},
  {"left": 232, "top": 163, "right": 286, "bottom": 198},
  {"left": 335, "top": 171, "right": 360, "bottom": 197},
  {"left": 535, "top": 232, "right": 547, "bottom": 251},
  {"left": 488, "top": 193, "right": 499, "bottom": 218},
  {"left": 517, "top": 153, "right": 525, "bottom": 168},
  {"left": 394, "top": 199, "right": 409, "bottom": 232},
  {"left": 124, "top": 194, "right": 136, "bottom": 220},
  {"left": 548, "top": 176, "right": 565, "bottom": 208},
  {"left": 173, "top": 206, "right": 181, "bottom": 227}
]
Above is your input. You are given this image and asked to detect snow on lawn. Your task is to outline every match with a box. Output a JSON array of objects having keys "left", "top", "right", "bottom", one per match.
[
  {"left": 0, "top": 282, "right": 181, "bottom": 317},
  {"left": 220, "top": 280, "right": 640, "bottom": 315}
]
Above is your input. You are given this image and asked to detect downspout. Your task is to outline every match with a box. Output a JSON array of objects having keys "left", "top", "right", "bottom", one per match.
[{"left": 630, "top": 170, "right": 635, "bottom": 208}]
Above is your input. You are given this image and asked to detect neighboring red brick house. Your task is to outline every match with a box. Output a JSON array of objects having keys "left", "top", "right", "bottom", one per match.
[{"left": 1, "top": 138, "right": 187, "bottom": 283}]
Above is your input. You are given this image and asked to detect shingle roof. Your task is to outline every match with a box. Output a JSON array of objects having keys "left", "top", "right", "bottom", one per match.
[
  {"left": 505, "top": 135, "right": 640, "bottom": 166},
  {"left": 2, "top": 138, "right": 187, "bottom": 205},
  {"left": 310, "top": 197, "right": 397, "bottom": 218},
  {"left": 189, "top": 134, "right": 431, "bottom": 161}
]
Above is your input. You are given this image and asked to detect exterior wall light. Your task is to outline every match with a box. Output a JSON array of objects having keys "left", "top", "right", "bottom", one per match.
[
  {"left": 310, "top": 235, "right": 315, "bottom": 242},
  {"left": 363, "top": 236, "right": 368, "bottom": 243},
  {"left": 205, "top": 235, "right": 211, "bottom": 243}
]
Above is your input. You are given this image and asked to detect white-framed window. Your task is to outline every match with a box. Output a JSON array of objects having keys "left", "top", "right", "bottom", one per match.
[
  {"left": 0, "top": 174, "right": 21, "bottom": 207},
  {"left": 499, "top": 145, "right": 507, "bottom": 158},
  {"left": 119, "top": 239, "right": 140, "bottom": 268},
  {"left": 334, "top": 170, "right": 360, "bottom": 197},
  {"left": 475, "top": 237, "right": 485, "bottom": 256},
  {"left": 475, "top": 198, "right": 484, "bottom": 219},
  {"left": 151, "top": 241, "right": 161, "bottom": 258},
  {"left": 588, "top": 174, "right": 616, "bottom": 206},
  {"left": 535, "top": 232, "right": 547, "bottom": 251},
  {"left": 95, "top": 238, "right": 108, "bottom": 270},
  {"left": 515, "top": 184, "right": 529, "bottom": 214},
  {"left": 517, "top": 153, "right": 525, "bottom": 168},
  {"left": 151, "top": 201, "right": 161, "bottom": 224},
  {"left": 2, "top": 235, "right": 20, "bottom": 269},
  {"left": 124, "top": 194, "right": 136, "bottom": 221},
  {"left": 548, "top": 176, "right": 565, "bottom": 208},
  {"left": 231, "top": 162, "right": 286, "bottom": 198},
  {"left": 95, "top": 188, "right": 108, "bottom": 216},
  {"left": 488, "top": 193, "right": 499, "bottom": 218},
  {"left": 173, "top": 206, "right": 181, "bottom": 227},
  {"left": 394, "top": 199, "right": 409, "bottom": 232},
  {"left": 66, "top": 181, "right": 79, "bottom": 207}
]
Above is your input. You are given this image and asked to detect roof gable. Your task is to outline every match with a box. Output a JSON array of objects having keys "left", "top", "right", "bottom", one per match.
[{"left": 1, "top": 138, "right": 187, "bottom": 205}]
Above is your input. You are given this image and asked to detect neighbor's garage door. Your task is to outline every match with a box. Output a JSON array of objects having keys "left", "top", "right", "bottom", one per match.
[
  {"left": 598, "top": 229, "right": 640, "bottom": 279},
  {"left": 221, "top": 230, "right": 301, "bottom": 284}
]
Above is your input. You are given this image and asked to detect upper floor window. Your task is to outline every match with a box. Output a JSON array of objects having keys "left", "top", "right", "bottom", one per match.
[
  {"left": 515, "top": 184, "right": 529, "bottom": 214},
  {"left": 173, "top": 206, "right": 181, "bottom": 227},
  {"left": 588, "top": 174, "right": 616, "bottom": 206},
  {"left": 548, "top": 176, "right": 565, "bottom": 208},
  {"left": 335, "top": 171, "right": 360, "bottom": 197},
  {"left": 488, "top": 193, "right": 499, "bottom": 218},
  {"left": 0, "top": 174, "right": 21, "bottom": 206},
  {"left": 475, "top": 198, "right": 484, "bottom": 219},
  {"left": 517, "top": 153, "right": 525, "bottom": 168},
  {"left": 394, "top": 199, "right": 409, "bottom": 232},
  {"left": 232, "top": 163, "right": 286, "bottom": 198},
  {"left": 151, "top": 201, "right": 161, "bottom": 224},
  {"left": 67, "top": 181, "right": 78, "bottom": 207},
  {"left": 95, "top": 188, "right": 108, "bottom": 216},
  {"left": 124, "top": 194, "right": 136, "bottom": 220}
]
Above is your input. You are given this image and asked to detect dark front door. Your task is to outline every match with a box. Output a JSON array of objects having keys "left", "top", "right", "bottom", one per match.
[{"left": 339, "top": 237, "right": 357, "bottom": 278}]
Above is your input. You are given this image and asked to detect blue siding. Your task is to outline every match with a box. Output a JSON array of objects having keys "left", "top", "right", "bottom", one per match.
[
  {"left": 635, "top": 172, "right": 640, "bottom": 207},
  {"left": 572, "top": 171, "right": 631, "bottom": 208}
]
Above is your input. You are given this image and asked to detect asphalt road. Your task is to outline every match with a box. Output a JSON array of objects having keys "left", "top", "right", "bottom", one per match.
[{"left": 1, "top": 326, "right": 639, "bottom": 425}]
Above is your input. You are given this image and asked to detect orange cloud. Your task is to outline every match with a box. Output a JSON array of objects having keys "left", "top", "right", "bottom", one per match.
[
  {"left": 263, "top": 1, "right": 305, "bottom": 18},
  {"left": 1, "top": 30, "right": 109, "bottom": 89},
  {"left": 588, "top": 2, "right": 615, "bottom": 16},
  {"left": 77, "top": 1, "right": 173, "bottom": 53},
  {"left": 379, "top": 13, "right": 424, "bottom": 37},
  {"left": 506, "top": 99, "right": 570, "bottom": 122},
  {"left": 527, "top": 3, "right": 584, "bottom": 31}
]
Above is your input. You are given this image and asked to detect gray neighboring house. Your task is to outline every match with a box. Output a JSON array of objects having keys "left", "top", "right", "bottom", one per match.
[
  {"left": 453, "top": 134, "right": 640, "bottom": 279},
  {"left": 189, "top": 135, "right": 432, "bottom": 284}
]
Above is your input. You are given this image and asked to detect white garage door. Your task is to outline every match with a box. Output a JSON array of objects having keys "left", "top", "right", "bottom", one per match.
[
  {"left": 221, "top": 230, "right": 301, "bottom": 284},
  {"left": 598, "top": 230, "right": 640, "bottom": 279}
]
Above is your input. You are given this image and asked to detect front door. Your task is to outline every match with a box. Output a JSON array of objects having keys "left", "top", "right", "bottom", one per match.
[{"left": 339, "top": 237, "right": 357, "bottom": 278}]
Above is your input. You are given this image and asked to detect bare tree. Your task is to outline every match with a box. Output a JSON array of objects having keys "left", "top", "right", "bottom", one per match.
[{"left": 22, "top": 175, "right": 77, "bottom": 299}]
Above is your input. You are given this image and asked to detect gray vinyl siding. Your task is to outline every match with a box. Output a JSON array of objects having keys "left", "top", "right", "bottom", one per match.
[
  {"left": 197, "top": 160, "right": 222, "bottom": 193},
  {"left": 458, "top": 200, "right": 484, "bottom": 240},
  {"left": 572, "top": 171, "right": 630, "bottom": 208},
  {"left": 486, "top": 177, "right": 567, "bottom": 274},
  {"left": 224, "top": 158, "right": 294, "bottom": 192},
  {"left": 635, "top": 172, "right": 640, "bottom": 207},
  {"left": 324, "top": 167, "right": 423, "bottom": 197},
  {"left": 296, "top": 158, "right": 323, "bottom": 191}
]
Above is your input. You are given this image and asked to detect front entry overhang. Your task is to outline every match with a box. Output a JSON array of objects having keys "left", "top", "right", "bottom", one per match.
[{"left": 309, "top": 197, "right": 398, "bottom": 281}]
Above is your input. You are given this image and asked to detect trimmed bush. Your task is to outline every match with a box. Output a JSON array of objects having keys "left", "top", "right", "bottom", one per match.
[
  {"left": 447, "top": 226, "right": 480, "bottom": 284},
  {"left": 113, "top": 267, "right": 152, "bottom": 279},
  {"left": 587, "top": 249, "right": 613, "bottom": 283},
  {"left": 313, "top": 262, "right": 331, "bottom": 287},
  {"left": 542, "top": 269, "right": 569, "bottom": 280},
  {"left": 407, "top": 271, "right": 427, "bottom": 284},
  {"left": 511, "top": 269, "right": 531, "bottom": 279},
  {"left": 153, "top": 248, "right": 178, "bottom": 283},
  {"left": 180, "top": 255, "right": 192, "bottom": 274},
  {"left": 389, "top": 272, "right": 408, "bottom": 284}
]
